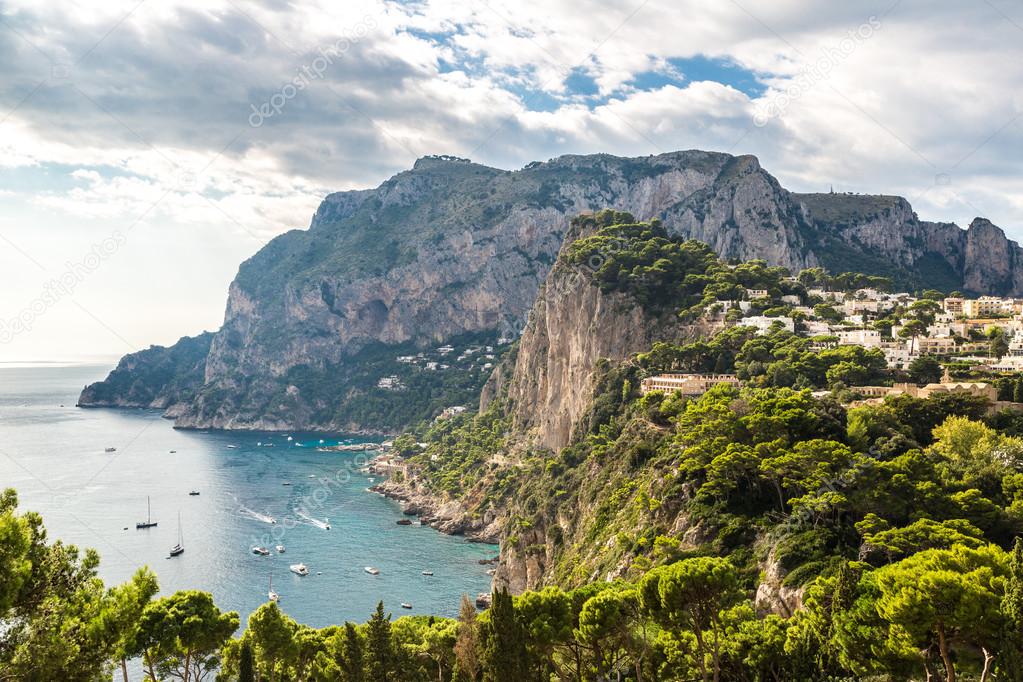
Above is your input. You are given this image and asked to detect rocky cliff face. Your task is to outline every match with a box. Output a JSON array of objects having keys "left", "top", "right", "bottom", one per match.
[
  {"left": 495, "top": 213, "right": 720, "bottom": 452},
  {"left": 81, "top": 151, "right": 1023, "bottom": 431}
]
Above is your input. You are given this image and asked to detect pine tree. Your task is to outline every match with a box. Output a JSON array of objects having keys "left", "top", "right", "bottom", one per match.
[
  {"left": 239, "top": 639, "right": 255, "bottom": 682},
  {"left": 1014, "top": 379, "right": 1023, "bottom": 404},
  {"left": 482, "top": 588, "right": 526, "bottom": 682},
  {"left": 454, "top": 594, "right": 481, "bottom": 682},
  {"left": 1000, "top": 538, "right": 1023, "bottom": 681},
  {"left": 343, "top": 621, "right": 365, "bottom": 682},
  {"left": 365, "top": 601, "right": 393, "bottom": 682}
]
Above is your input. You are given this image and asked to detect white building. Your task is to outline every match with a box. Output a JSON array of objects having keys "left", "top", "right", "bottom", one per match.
[
  {"left": 837, "top": 329, "right": 882, "bottom": 348},
  {"left": 377, "top": 376, "right": 404, "bottom": 390},
  {"left": 883, "top": 345, "right": 915, "bottom": 370},
  {"left": 843, "top": 299, "right": 881, "bottom": 315},
  {"left": 809, "top": 288, "right": 845, "bottom": 302},
  {"left": 742, "top": 316, "right": 796, "bottom": 335},
  {"left": 803, "top": 320, "right": 833, "bottom": 336}
]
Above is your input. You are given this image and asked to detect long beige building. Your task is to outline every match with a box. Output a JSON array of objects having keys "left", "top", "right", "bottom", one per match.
[{"left": 640, "top": 373, "right": 740, "bottom": 396}]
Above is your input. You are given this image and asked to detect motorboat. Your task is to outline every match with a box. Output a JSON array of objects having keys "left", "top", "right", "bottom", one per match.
[
  {"left": 400, "top": 603, "right": 412, "bottom": 609},
  {"left": 252, "top": 546, "right": 271, "bottom": 556},
  {"left": 104, "top": 447, "right": 116, "bottom": 453},
  {"left": 364, "top": 567, "right": 380, "bottom": 575},
  {"left": 421, "top": 570, "right": 434, "bottom": 576},
  {"left": 226, "top": 444, "right": 238, "bottom": 449},
  {"left": 188, "top": 490, "right": 200, "bottom": 496},
  {"left": 276, "top": 545, "right": 285, "bottom": 553},
  {"left": 290, "top": 563, "right": 309, "bottom": 576}
]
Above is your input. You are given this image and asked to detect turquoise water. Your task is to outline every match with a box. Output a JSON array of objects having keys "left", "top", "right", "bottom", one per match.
[{"left": 0, "top": 364, "right": 497, "bottom": 628}]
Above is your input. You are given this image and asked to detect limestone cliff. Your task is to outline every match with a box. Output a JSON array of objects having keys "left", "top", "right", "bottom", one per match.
[
  {"left": 495, "top": 213, "right": 720, "bottom": 452},
  {"left": 81, "top": 151, "right": 1023, "bottom": 432}
]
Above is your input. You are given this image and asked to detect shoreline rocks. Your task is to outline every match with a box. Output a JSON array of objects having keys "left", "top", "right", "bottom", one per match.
[{"left": 370, "top": 478, "right": 501, "bottom": 544}]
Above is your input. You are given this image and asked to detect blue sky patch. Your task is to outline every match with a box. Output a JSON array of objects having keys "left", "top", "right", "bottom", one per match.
[{"left": 631, "top": 55, "right": 766, "bottom": 98}]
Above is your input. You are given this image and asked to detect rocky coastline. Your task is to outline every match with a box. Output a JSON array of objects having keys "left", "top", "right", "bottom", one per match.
[{"left": 368, "top": 476, "right": 502, "bottom": 545}]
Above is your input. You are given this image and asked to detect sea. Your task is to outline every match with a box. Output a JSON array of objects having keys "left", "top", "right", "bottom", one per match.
[{"left": 0, "top": 363, "right": 497, "bottom": 628}]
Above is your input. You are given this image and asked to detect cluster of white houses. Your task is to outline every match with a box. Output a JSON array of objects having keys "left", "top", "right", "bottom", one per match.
[
  {"left": 639, "top": 290, "right": 1023, "bottom": 406},
  {"left": 711, "top": 288, "right": 1023, "bottom": 372}
]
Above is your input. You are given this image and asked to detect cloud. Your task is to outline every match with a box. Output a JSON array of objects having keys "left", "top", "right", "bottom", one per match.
[{"left": 0, "top": 0, "right": 1021, "bottom": 240}]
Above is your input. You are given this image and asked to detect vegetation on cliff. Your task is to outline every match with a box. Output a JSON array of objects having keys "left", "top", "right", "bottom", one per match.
[
  {"left": 183, "top": 331, "right": 509, "bottom": 433},
  {"left": 78, "top": 332, "right": 213, "bottom": 408}
]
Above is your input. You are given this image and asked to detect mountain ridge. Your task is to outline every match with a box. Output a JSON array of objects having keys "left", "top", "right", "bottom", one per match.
[{"left": 79, "top": 150, "right": 1023, "bottom": 432}]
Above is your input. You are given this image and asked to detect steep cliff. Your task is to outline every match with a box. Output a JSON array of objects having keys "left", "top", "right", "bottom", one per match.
[
  {"left": 496, "top": 212, "right": 720, "bottom": 452},
  {"left": 81, "top": 150, "right": 1023, "bottom": 432}
]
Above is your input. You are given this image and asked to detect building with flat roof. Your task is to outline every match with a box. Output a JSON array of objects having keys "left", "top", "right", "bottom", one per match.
[{"left": 640, "top": 374, "right": 740, "bottom": 396}]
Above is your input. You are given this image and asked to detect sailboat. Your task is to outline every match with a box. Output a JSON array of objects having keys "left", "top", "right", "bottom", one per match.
[
  {"left": 268, "top": 574, "right": 279, "bottom": 602},
  {"left": 136, "top": 497, "right": 158, "bottom": 529},
  {"left": 168, "top": 512, "right": 184, "bottom": 557}
]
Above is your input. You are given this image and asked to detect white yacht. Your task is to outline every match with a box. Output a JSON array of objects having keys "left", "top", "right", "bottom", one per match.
[
  {"left": 290, "top": 563, "right": 309, "bottom": 576},
  {"left": 275, "top": 545, "right": 285, "bottom": 553},
  {"left": 364, "top": 566, "right": 380, "bottom": 575},
  {"left": 252, "top": 546, "right": 270, "bottom": 556}
]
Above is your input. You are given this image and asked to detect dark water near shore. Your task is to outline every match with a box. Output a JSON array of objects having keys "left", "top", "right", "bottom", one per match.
[{"left": 0, "top": 363, "right": 496, "bottom": 628}]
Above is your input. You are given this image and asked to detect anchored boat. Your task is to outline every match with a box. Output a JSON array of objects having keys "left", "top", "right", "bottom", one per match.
[{"left": 136, "top": 496, "right": 157, "bottom": 529}]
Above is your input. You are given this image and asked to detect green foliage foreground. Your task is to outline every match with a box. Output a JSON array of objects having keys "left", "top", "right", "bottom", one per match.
[{"left": 4, "top": 480, "right": 1023, "bottom": 681}]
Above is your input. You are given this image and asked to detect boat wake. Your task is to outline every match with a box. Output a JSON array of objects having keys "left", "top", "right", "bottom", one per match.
[
  {"left": 237, "top": 504, "right": 277, "bottom": 525},
  {"left": 295, "top": 509, "right": 331, "bottom": 530}
]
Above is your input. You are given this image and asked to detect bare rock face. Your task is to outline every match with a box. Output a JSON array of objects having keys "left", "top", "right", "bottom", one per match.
[
  {"left": 499, "top": 216, "right": 719, "bottom": 452},
  {"left": 963, "top": 218, "right": 1023, "bottom": 294},
  {"left": 755, "top": 549, "right": 805, "bottom": 617},
  {"left": 665, "top": 155, "right": 818, "bottom": 270},
  {"left": 81, "top": 151, "right": 1023, "bottom": 432}
]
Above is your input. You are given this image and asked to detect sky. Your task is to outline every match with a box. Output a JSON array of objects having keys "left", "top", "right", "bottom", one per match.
[{"left": 1, "top": 0, "right": 1022, "bottom": 362}]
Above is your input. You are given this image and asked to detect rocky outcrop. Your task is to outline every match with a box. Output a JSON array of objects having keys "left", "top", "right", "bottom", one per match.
[
  {"left": 82, "top": 151, "right": 1023, "bottom": 432},
  {"left": 754, "top": 548, "right": 805, "bottom": 617},
  {"left": 962, "top": 218, "right": 1023, "bottom": 294},
  {"left": 77, "top": 332, "right": 213, "bottom": 412},
  {"left": 371, "top": 478, "right": 502, "bottom": 543}
]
